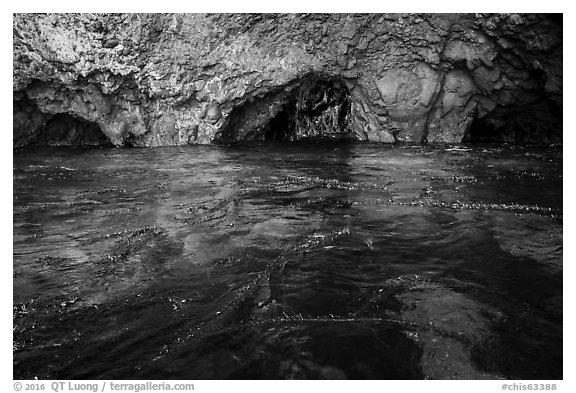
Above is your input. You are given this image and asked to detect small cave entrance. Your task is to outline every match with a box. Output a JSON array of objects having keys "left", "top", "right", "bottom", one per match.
[
  {"left": 37, "top": 113, "right": 112, "bottom": 147},
  {"left": 14, "top": 92, "right": 114, "bottom": 149},
  {"left": 217, "top": 76, "right": 353, "bottom": 143}
]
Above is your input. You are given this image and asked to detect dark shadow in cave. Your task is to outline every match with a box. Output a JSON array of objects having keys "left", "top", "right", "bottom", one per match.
[
  {"left": 464, "top": 101, "right": 562, "bottom": 145},
  {"left": 36, "top": 113, "right": 112, "bottom": 147},
  {"left": 463, "top": 117, "right": 508, "bottom": 144},
  {"left": 263, "top": 107, "right": 291, "bottom": 141},
  {"left": 216, "top": 75, "right": 353, "bottom": 143}
]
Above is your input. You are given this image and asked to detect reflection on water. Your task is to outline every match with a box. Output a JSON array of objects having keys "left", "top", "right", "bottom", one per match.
[{"left": 13, "top": 143, "right": 562, "bottom": 379}]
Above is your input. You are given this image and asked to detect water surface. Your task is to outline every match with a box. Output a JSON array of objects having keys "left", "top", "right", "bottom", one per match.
[{"left": 13, "top": 143, "right": 562, "bottom": 379}]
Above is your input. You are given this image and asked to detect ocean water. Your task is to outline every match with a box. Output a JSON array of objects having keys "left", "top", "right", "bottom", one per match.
[{"left": 13, "top": 143, "right": 562, "bottom": 379}]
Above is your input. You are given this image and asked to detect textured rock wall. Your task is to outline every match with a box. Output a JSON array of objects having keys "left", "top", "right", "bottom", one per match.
[{"left": 13, "top": 13, "right": 562, "bottom": 147}]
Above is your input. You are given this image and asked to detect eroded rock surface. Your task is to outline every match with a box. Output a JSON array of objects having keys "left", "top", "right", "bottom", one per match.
[{"left": 13, "top": 13, "right": 562, "bottom": 147}]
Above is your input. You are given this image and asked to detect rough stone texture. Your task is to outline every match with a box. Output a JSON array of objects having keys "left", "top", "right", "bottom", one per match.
[{"left": 13, "top": 13, "right": 562, "bottom": 147}]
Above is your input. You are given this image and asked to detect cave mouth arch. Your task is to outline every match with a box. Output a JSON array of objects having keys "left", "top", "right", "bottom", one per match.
[
  {"left": 14, "top": 93, "right": 113, "bottom": 149},
  {"left": 38, "top": 113, "right": 112, "bottom": 148},
  {"left": 216, "top": 75, "right": 353, "bottom": 143}
]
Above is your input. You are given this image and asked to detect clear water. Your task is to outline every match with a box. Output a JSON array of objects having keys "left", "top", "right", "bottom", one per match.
[{"left": 13, "top": 143, "right": 562, "bottom": 380}]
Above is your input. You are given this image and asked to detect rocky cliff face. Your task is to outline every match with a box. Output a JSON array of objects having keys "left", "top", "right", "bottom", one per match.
[{"left": 13, "top": 13, "right": 562, "bottom": 148}]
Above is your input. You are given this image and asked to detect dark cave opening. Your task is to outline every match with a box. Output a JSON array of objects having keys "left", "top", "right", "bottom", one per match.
[
  {"left": 217, "top": 76, "right": 353, "bottom": 143},
  {"left": 464, "top": 101, "right": 562, "bottom": 145},
  {"left": 464, "top": 117, "right": 507, "bottom": 144},
  {"left": 38, "top": 113, "right": 112, "bottom": 147},
  {"left": 264, "top": 107, "right": 291, "bottom": 141},
  {"left": 14, "top": 92, "right": 113, "bottom": 148}
]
